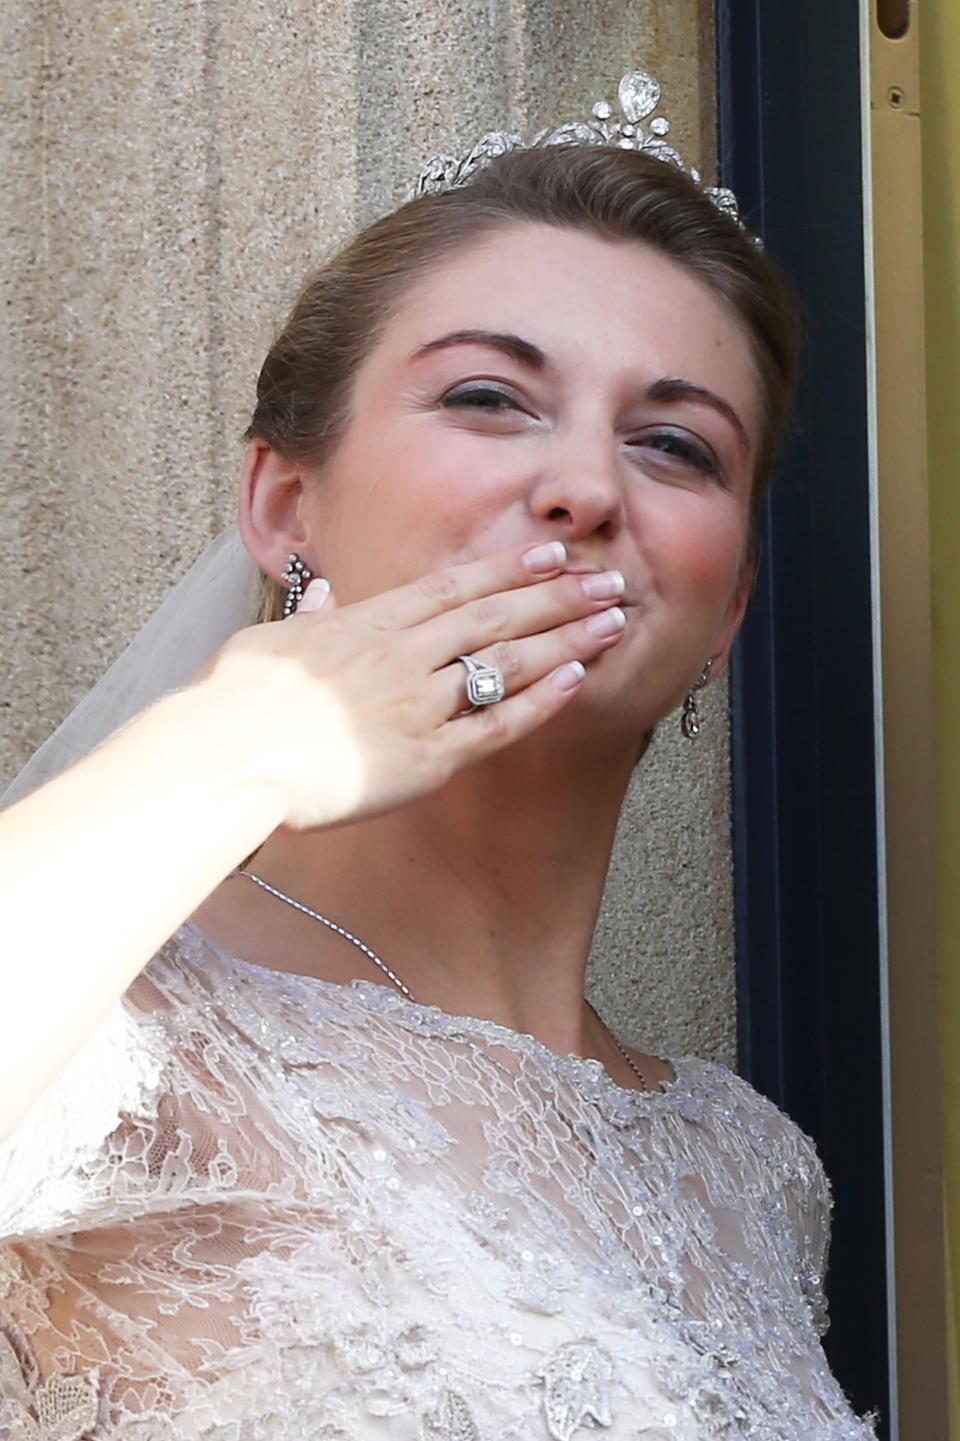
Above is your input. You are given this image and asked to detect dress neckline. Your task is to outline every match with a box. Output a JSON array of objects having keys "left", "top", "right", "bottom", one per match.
[{"left": 175, "top": 919, "right": 694, "bottom": 1108}]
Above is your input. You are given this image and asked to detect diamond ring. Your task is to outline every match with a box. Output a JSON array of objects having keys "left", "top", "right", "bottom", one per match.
[{"left": 457, "top": 654, "right": 506, "bottom": 709}]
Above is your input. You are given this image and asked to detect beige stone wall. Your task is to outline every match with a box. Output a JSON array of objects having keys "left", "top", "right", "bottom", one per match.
[{"left": 0, "top": 0, "right": 735, "bottom": 1066}]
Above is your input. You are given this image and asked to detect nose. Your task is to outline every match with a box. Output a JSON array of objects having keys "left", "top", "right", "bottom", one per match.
[{"left": 526, "top": 437, "right": 626, "bottom": 541}]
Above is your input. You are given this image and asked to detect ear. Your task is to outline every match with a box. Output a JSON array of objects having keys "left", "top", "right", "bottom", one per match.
[
  {"left": 708, "top": 553, "right": 757, "bottom": 676},
  {"left": 237, "top": 441, "right": 314, "bottom": 584}
]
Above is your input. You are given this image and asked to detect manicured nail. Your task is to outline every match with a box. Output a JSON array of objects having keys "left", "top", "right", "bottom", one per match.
[
  {"left": 585, "top": 606, "right": 626, "bottom": 637},
  {"left": 580, "top": 570, "right": 625, "bottom": 600},
  {"left": 551, "top": 660, "right": 586, "bottom": 692},
  {"left": 523, "top": 541, "right": 567, "bottom": 574},
  {"left": 298, "top": 577, "right": 331, "bottom": 612}
]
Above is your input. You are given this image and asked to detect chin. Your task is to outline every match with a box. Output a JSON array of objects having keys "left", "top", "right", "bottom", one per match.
[
  {"left": 540, "top": 680, "right": 664, "bottom": 760},
  {"left": 576, "top": 645, "right": 674, "bottom": 726}
]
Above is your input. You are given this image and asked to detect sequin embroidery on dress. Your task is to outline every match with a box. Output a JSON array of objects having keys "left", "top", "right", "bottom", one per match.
[{"left": 0, "top": 923, "right": 881, "bottom": 1439}]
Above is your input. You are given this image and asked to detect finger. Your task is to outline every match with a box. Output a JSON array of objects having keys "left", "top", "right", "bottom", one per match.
[
  {"left": 439, "top": 659, "right": 589, "bottom": 763},
  {"left": 345, "top": 541, "right": 569, "bottom": 632},
  {"left": 411, "top": 569, "right": 627, "bottom": 672},
  {"left": 297, "top": 578, "right": 334, "bottom": 614},
  {"left": 431, "top": 607, "right": 627, "bottom": 720}
]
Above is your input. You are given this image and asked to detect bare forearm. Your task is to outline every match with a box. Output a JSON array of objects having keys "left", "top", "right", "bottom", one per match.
[{"left": 0, "top": 685, "right": 284, "bottom": 1139}]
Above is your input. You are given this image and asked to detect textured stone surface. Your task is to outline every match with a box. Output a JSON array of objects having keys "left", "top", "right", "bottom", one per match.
[
  {"left": 0, "top": 0, "right": 734, "bottom": 1066},
  {"left": 587, "top": 687, "right": 735, "bottom": 1067}
]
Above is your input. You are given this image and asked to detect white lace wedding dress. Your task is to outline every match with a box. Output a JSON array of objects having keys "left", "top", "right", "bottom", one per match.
[{"left": 0, "top": 922, "right": 879, "bottom": 1440}]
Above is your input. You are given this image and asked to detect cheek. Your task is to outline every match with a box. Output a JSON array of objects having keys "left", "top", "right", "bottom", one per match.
[
  {"left": 641, "top": 497, "right": 747, "bottom": 604},
  {"left": 365, "top": 424, "right": 529, "bottom": 539},
  {"left": 311, "top": 429, "right": 514, "bottom": 592}
]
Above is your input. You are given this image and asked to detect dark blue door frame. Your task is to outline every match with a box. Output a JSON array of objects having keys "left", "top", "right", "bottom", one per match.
[{"left": 716, "top": 1, "right": 890, "bottom": 1432}]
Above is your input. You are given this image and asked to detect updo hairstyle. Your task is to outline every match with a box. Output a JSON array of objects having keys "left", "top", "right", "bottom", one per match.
[{"left": 246, "top": 145, "right": 800, "bottom": 623}]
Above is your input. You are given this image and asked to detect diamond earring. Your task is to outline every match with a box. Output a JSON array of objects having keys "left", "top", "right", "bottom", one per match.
[
  {"left": 281, "top": 553, "right": 313, "bottom": 618},
  {"left": 680, "top": 658, "right": 714, "bottom": 739}
]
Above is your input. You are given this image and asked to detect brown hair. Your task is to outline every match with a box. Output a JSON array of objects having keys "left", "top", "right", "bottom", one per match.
[{"left": 247, "top": 145, "right": 800, "bottom": 622}]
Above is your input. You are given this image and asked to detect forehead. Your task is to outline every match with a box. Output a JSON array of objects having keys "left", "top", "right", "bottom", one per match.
[{"left": 368, "top": 221, "right": 759, "bottom": 421}]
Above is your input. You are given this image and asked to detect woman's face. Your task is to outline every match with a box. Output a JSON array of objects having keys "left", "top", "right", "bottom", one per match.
[{"left": 248, "top": 221, "right": 761, "bottom": 738}]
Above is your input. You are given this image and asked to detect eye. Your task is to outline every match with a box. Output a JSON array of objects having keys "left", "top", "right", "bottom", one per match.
[
  {"left": 631, "top": 429, "right": 720, "bottom": 478},
  {"left": 441, "top": 384, "right": 521, "bottom": 413}
]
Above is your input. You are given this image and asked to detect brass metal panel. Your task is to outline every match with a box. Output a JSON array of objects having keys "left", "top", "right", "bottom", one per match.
[{"left": 866, "top": 0, "right": 949, "bottom": 1431}]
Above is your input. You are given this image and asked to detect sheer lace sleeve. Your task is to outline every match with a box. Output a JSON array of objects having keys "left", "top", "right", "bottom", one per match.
[
  {"left": 749, "top": 1074, "right": 834, "bottom": 1342},
  {"left": 0, "top": 975, "right": 172, "bottom": 1242},
  {"left": 796, "top": 1142, "right": 834, "bottom": 1339},
  {"left": 718, "top": 1066, "right": 837, "bottom": 1343}
]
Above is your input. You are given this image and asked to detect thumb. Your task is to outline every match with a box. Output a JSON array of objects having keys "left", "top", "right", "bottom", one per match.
[{"left": 297, "top": 577, "right": 334, "bottom": 614}]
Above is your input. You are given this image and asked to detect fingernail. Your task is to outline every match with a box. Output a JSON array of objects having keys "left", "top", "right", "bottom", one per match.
[
  {"left": 551, "top": 660, "right": 586, "bottom": 692},
  {"left": 585, "top": 606, "right": 626, "bottom": 637},
  {"left": 580, "top": 570, "right": 625, "bottom": 600},
  {"left": 298, "top": 577, "right": 331, "bottom": 612},
  {"left": 523, "top": 541, "right": 567, "bottom": 573}
]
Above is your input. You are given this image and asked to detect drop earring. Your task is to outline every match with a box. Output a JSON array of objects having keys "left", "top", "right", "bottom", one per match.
[
  {"left": 281, "top": 553, "right": 313, "bottom": 618},
  {"left": 680, "top": 658, "right": 714, "bottom": 739}
]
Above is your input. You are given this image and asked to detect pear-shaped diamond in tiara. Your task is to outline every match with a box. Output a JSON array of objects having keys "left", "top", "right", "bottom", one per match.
[
  {"left": 618, "top": 71, "right": 661, "bottom": 123},
  {"left": 405, "top": 69, "right": 752, "bottom": 240}
]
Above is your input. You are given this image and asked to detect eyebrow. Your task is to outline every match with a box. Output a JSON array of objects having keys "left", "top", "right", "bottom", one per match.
[
  {"left": 409, "top": 329, "right": 749, "bottom": 455},
  {"left": 411, "top": 329, "right": 546, "bottom": 371},
  {"left": 646, "top": 376, "right": 750, "bottom": 456}
]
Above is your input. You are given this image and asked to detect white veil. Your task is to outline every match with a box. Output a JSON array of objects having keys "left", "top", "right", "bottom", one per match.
[{"left": 0, "top": 526, "right": 262, "bottom": 811}]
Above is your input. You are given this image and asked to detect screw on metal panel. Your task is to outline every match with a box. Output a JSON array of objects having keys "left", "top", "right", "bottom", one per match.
[{"left": 888, "top": 87, "right": 905, "bottom": 108}]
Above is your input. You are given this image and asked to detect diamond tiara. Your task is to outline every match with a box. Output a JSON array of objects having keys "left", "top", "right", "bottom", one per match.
[{"left": 406, "top": 69, "right": 749, "bottom": 238}]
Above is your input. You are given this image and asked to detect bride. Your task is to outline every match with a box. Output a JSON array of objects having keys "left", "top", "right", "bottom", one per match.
[{"left": 0, "top": 85, "right": 879, "bottom": 1441}]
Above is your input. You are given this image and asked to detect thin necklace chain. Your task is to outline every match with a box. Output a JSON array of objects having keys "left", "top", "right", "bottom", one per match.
[{"left": 233, "top": 864, "right": 649, "bottom": 1091}]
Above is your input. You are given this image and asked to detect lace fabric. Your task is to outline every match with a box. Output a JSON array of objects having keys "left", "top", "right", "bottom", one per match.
[{"left": 0, "top": 924, "right": 879, "bottom": 1440}]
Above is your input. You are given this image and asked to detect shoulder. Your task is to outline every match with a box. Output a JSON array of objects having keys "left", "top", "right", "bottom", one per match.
[
  {"left": 149, "top": 921, "right": 383, "bottom": 1071},
  {"left": 646, "top": 1052, "right": 829, "bottom": 1178},
  {"left": 687, "top": 1055, "right": 831, "bottom": 1206}
]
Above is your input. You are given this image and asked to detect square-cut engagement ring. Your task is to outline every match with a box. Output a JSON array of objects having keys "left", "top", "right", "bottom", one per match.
[{"left": 457, "top": 654, "right": 507, "bottom": 708}]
